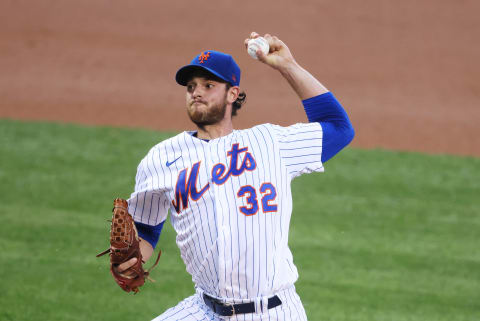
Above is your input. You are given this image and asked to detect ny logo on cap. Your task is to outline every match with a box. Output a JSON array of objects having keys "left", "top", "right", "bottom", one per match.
[{"left": 198, "top": 52, "right": 210, "bottom": 64}]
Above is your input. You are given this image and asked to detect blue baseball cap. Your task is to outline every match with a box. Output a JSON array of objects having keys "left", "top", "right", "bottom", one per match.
[{"left": 175, "top": 50, "right": 241, "bottom": 87}]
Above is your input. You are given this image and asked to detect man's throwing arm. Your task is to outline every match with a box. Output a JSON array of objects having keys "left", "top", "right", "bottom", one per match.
[{"left": 245, "top": 31, "right": 355, "bottom": 162}]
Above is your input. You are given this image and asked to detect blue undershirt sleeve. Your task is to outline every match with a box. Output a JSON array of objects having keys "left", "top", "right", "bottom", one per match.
[
  {"left": 134, "top": 220, "right": 165, "bottom": 249},
  {"left": 302, "top": 92, "right": 355, "bottom": 162}
]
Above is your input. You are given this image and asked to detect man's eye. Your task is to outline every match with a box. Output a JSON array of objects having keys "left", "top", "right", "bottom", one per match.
[
  {"left": 187, "top": 84, "right": 194, "bottom": 92},
  {"left": 206, "top": 83, "right": 214, "bottom": 89}
]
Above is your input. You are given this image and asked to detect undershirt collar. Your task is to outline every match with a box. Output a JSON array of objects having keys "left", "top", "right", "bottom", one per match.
[{"left": 193, "top": 132, "right": 210, "bottom": 142}]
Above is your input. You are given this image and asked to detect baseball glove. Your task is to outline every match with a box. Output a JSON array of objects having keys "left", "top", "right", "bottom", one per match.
[{"left": 96, "top": 198, "right": 161, "bottom": 294}]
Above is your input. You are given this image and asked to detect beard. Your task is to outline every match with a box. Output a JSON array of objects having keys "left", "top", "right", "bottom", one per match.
[{"left": 187, "top": 94, "right": 228, "bottom": 128}]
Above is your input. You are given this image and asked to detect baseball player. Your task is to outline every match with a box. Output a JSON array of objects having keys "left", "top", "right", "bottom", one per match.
[{"left": 117, "top": 32, "right": 354, "bottom": 320}]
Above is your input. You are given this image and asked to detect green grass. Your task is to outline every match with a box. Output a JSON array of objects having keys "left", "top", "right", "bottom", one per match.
[{"left": 1, "top": 119, "right": 479, "bottom": 321}]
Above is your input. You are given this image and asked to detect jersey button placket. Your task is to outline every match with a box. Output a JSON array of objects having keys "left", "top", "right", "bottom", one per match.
[{"left": 207, "top": 143, "right": 226, "bottom": 295}]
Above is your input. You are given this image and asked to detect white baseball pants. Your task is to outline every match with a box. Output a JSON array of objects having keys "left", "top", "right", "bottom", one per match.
[{"left": 152, "top": 286, "right": 308, "bottom": 321}]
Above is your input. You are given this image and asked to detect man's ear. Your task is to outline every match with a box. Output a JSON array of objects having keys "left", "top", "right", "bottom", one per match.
[{"left": 227, "top": 86, "right": 240, "bottom": 104}]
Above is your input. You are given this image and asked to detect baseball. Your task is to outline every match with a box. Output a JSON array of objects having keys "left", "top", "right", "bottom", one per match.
[{"left": 247, "top": 37, "right": 269, "bottom": 60}]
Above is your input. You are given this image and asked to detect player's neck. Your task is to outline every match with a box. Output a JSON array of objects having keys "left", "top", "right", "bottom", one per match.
[{"left": 196, "top": 120, "right": 234, "bottom": 140}]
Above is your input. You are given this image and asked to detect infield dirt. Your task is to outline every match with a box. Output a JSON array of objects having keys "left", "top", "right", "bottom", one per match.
[{"left": 1, "top": 0, "right": 479, "bottom": 156}]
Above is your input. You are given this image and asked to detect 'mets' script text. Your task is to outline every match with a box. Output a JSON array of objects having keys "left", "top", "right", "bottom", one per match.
[{"left": 172, "top": 144, "right": 257, "bottom": 213}]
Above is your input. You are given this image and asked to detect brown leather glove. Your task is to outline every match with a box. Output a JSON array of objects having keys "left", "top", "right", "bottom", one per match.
[{"left": 97, "top": 198, "right": 161, "bottom": 293}]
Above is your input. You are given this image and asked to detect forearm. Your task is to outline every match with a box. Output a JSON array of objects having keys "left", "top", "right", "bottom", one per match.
[
  {"left": 135, "top": 220, "right": 164, "bottom": 261},
  {"left": 140, "top": 237, "right": 154, "bottom": 262},
  {"left": 278, "top": 60, "right": 329, "bottom": 100}
]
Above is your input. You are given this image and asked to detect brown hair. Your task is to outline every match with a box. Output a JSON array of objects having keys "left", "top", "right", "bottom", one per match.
[{"left": 226, "top": 83, "right": 246, "bottom": 117}]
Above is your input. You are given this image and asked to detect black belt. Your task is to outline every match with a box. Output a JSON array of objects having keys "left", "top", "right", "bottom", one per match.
[{"left": 203, "top": 293, "right": 282, "bottom": 316}]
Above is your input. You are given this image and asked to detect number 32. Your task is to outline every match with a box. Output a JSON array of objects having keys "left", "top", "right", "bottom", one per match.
[{"left": 237, "top": 183, "right": 278, "bottom": 216}]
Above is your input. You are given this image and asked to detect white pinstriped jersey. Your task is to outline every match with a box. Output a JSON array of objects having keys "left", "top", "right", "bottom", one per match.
[{"left": 128, "top": 122, "right": 323, "bottom": 300}]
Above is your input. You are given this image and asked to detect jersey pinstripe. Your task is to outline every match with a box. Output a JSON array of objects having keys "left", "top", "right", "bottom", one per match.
[{"left": 128, "top": 122, "right": 323, "bottom": 300}]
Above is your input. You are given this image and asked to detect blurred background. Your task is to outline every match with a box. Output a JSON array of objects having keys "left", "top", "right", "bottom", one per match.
[
  {"left": 1, "top": 1, "right": 479, "bottom": 321},
  {"left": 1, "top": 0, "right": 479, "bottom": 156}
]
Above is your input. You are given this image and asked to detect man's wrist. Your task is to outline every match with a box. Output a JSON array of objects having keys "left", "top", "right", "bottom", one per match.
[{"left": 278, "top": 61, "right": 329, "bottom": 100}]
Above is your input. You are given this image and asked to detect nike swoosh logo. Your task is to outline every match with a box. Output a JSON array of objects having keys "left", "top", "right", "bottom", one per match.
[{"left": 166, "top": 156, "right": 181, "bottom": 167}]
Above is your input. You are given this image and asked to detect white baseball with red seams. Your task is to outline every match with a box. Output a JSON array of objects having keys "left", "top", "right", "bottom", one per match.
[{"left": 247, "top": 37, "right": 270, "bottom": 60}]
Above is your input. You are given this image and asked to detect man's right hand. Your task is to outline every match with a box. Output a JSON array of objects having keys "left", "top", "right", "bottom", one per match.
[{"left": 244, "top": 31, "right": 297, "bottom": 71}]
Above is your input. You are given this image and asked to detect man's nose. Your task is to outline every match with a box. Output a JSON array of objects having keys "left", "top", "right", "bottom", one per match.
[{"left": 192, "top": 87, "right": 203, "bottom": 98}]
